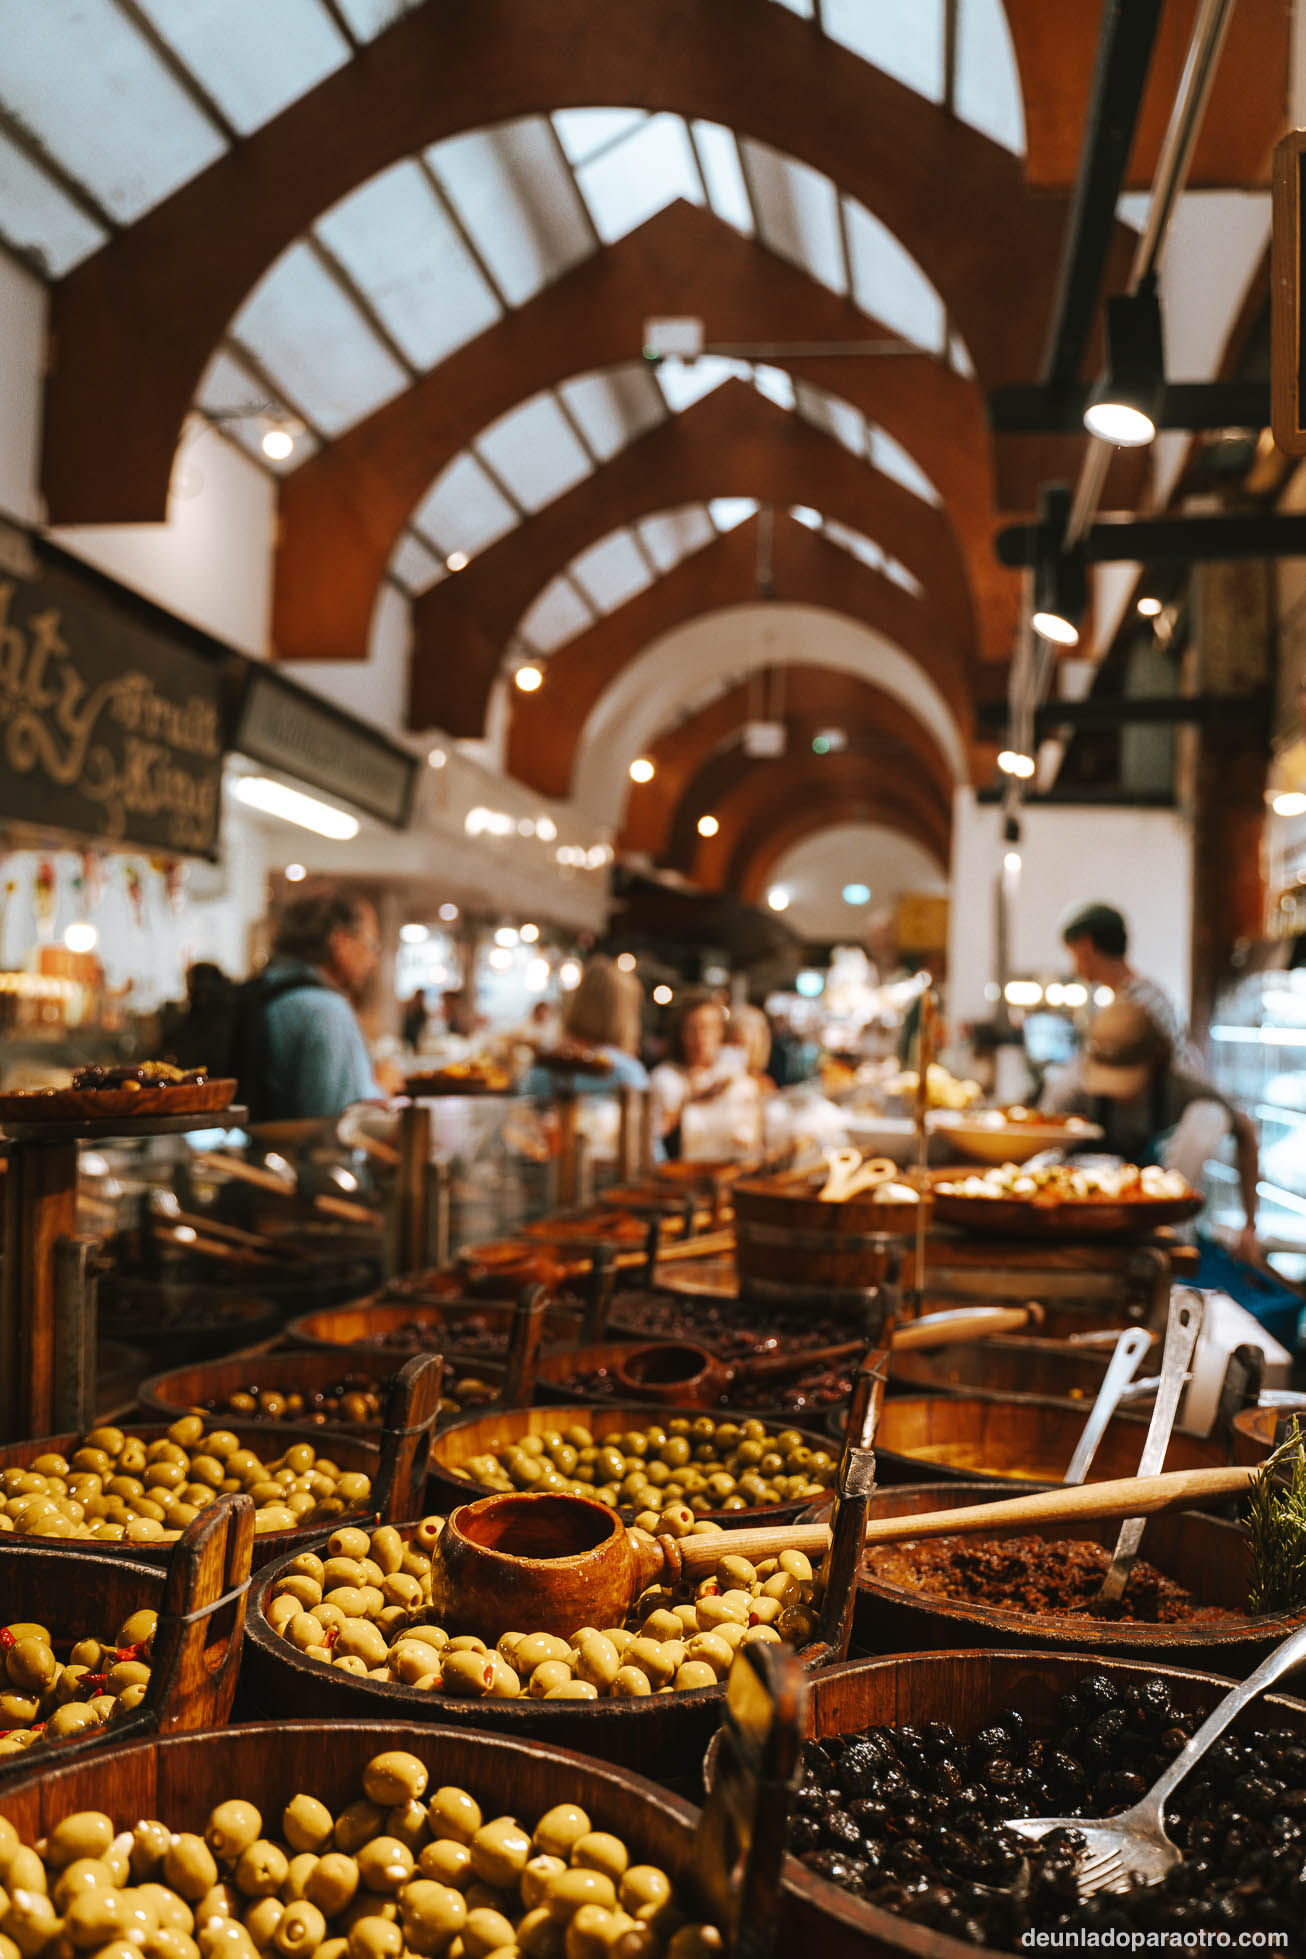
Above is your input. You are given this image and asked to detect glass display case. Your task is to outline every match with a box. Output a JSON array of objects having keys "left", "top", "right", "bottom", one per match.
[{"left": 1205, "top": 964, "right": 1306, "bottom": 1279}]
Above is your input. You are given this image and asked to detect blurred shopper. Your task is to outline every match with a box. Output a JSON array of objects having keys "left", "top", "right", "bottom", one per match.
[
  {"left": 242, "top": 890, "right": 386, "bottom": 1122},
  {"left": 160, "top": 960, "right": 236, "bottom": 1074},
  {"left": 401, "top": 988, "right": 429, "bottom": 1051},
  {"left": 726, "top": 1003, "right": 777, "bottom": 1094},
  {"left": 651, "top": 989, "right": 759, "bottom": 1158},
  {"left": 523, "top": 956, "right": 649, "bottom": 1094},
  {"left": 1060, "top": 902, "right": 1195, "bottom": 1062},
  {"left": 1040, "top": 998, "right": 1259, "bottom": 1260}
]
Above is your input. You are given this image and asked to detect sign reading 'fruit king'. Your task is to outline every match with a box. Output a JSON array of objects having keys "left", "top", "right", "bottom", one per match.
[{"left": 0, "top": 566, "right": 225, "bottom": 857}]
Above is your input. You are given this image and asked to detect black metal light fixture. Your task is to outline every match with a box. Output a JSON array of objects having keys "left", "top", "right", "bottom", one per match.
[
  {"left": 1030, "top": 485, "right": 1087, "bottom": 647},
  {"left": 1083, "top": 280, "right": 1165, "bottom": 447}
]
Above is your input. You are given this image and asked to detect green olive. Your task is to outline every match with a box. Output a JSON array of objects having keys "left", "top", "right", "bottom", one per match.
[
  {"left": 417, "top": 1841, "right": 471, "bottom": 1890},
  {"left": 462, "top": 1908, "right": 517, "bottom": 1959},
  {"left": 572, "top": 1836, "right": 628, "bottom": 1884},
  {"left": 283, "top": 1797, "right": 334, "bottom": 1856},
  {"left": 532, "top": 1807, "right": 592, "bottom": 1862},
  {"left": 334, "top": 1803, "right": 386, "bottom": 1857},
  {"left": 273, "top": 1902, "right": 325, "bottom": 1959},
  {"left": 207, "top": 1800, "right": 264, "bottom": 1863},
  {"left": 344, "top": 1916, "right": 401, "bottom": 1959},
  {"left": 162, "top": 1836, "right": 218, "bottom": 1903},
  {"left": 543, "top": 1868, "right": 617, "bottom": 1922},
  {"left": 427, "top": 1788, "right": 482, "bottom": 1846},
  {"left": 620, "top": 1868, "right": 672, "bottom": 1917},
  {"left": 354, "top": 1839, "right": 413, "bottom": 1896},
  {"left": 468, "top": 1818, "right": 531, "bottom": 1890},
  {"left": 243, "top": 1898, "right": 285, "bottom": 1950},
  {"left": 304, "top": 1854, "right": 360, "bottom": 1917},
  {"left": 234, "top": 1842, "right": 289, "bottom": 1899},
  {"left": 46, "top": 1813, "right": 114, "bottom": 1869}
]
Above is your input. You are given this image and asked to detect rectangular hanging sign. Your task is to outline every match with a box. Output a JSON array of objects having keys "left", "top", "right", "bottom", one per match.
[
  {"left": 233, "top": 666, "right": 417, "bottom": 830},
  {"left": 0, "top": 554, "right": 226, "bottom": 857}
]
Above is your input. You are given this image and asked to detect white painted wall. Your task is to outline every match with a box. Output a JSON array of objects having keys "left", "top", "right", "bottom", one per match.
[
  {"left": 0, "top": 252, "right": 43, "bottom": 528},
  {"left": 947, "top": 789, "right": 1193, "bottom": 1029},
  {"left": 281, "top": 581, "right": 412, "bottom": 733},
  {"left": 768, "top": 822, "right": 946, "bottom": 941}
]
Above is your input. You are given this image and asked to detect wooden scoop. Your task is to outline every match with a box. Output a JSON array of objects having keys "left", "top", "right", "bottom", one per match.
[{"left": 424, "top": 1464, "right": 1258, "bottom": 1640}]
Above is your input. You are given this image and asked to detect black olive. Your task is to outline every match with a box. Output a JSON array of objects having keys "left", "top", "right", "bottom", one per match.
[
  {"left": 969, "top": 1724, "right": 1013, "bottom": 1765},
  {"left": 888, "top": 1841, "right": 928, "bottom": 1875},
  {"left": 995, "top": 1706, "right": 1027, "bottom": 1753},
  {"left": 823, "top": 1810, "right": 863, "bottom": 1852},
  {"left": 789, "top": 1815, "right": 821, "bottom": 1853},
  {"left": 921, "top": 1721, "right": 955, "bottom": 1760},
  {"left": 1077, "top": 1673, "right": 1119, "bottom": 1712},
  {"left": 847, "top": 1797, "right": 889, "bottom": 1831},
  {"left": 1235, "top": 1775, "right": 1284, "bottom": 1818},
  {"left": 1049, "top": 1749, "right": 1086, "bottom": 1788}
]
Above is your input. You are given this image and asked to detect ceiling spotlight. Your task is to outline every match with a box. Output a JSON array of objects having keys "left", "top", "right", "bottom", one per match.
[
  {"left": 558, "top": 959, "right": 582, "bottom": 991},
  {"left": 1004, "top": 849, "right": 1023, "bottom": 874},
  {"left": 842, "top": 883, "right": 871, "bottom": 906},
  {"left": 1083, "top": 283, "right": 1164, "bottom": 448},
  {"left": 445, "top": 550, "right": 469, "bottom": 572},
  {"left": 535, "top": 816, "right": 557, "bottom": 842},
  {"left": 767, "top": 886, "right": 790, "bottom": 912},
  {"left": 400, "top": 923, "right": 430, "bottom": 945},
  {"left": 520, "top": 923, "right": 540, "bottom": 943},
  {"left": 1272, "top": 791, "right": 1306, "bottom": 817},
  {"left": 997, "top": 750, "right": 1036, "bottom": 779},
  {"left": 1030, "top": 486, "right": 1085, "bottom": 648},
  {"left": 514, "top": 665, "right": 543, "bottom": 693},
  {"left": 812, "top": 728, "right": 846, "bottom": 755},
  {"left": 427, "top": 747, "right": 447, "bottom": 769},
  {"left": 1137, "top": 595, "right": 1163, "bottom": 618},
  {"left": 696, "top": 814, "right": 719, "bottom": 837},
  {"left": 63, "top": 922, "right": 98, "bottom": 954},
  {"left": 629, "top": 757, "right": 655, "bottom": 783},
  {"left": 652, "top": 984, "right": 673, "bottom": 1006},
  {"left": 616, "top": 953, "right": 637, "bottom": 972},
  {"left": 494, "top": 926, "right": 519, "bottom": 948},
  {"left": 284, "top": 863, "right": 307, "bottom": 882},
  {"left": 261, "top": 423, "right": 295, "bottom": 461},
  {"left": 438, "top": 902, "right": 459, "bottom": 922},
  {"left": 487, "top": 946, "right": 513, "bottom": 970}
]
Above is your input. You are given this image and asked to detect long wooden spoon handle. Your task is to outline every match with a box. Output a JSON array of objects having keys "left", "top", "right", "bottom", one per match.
[
  {"left": 891, "top": 1304, "right": 1043, "bottom": 1350},
  {"left": 672, "top": 1463, "right": 1258, "bottom": 1578}
]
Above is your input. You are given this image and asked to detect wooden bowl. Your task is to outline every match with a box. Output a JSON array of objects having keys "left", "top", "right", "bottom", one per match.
[
  {"left": 286, "top": 1294, "right": 582, "bottom": 1360},
  {"left": 704, "top": 1648, "right": 1306, "bottom": 1959},
  {"left": 0, "top": 1494, "right": 252, "bottom": 1780},
  {"left": 428, "top": 1401, "right": 835, "bottom": 1527},
  {"left": 1232, "top": 1402, "right": 1306, "bottom": 1464},
  {"left": 242, "top": 1513, "right": 831, "bottom": 1788},
  {"left": 853, "top": 1392, "right": 1227, "bottom": 1486},
  {"left": 930, "top": 1188, "right": 1203, "bottom": 1238},
  {"left": 0, "top": 1078, "right": 237, "bottom": 1122},
  {"left": 137, "top": 1347, "right": 504, "bottom": 1432},
  {"left": 886, "top": 1333, "right": 1142, "bottom": 1403},
  {"left": 734, "top": 1170, "right": 928, "bottom": 1293},
  {"left": 848, "top": 1479, "right": 1305, "bottom": 1674},
  {"left": 96, "top": 1284, "right": 282, "bottom": 1365}
]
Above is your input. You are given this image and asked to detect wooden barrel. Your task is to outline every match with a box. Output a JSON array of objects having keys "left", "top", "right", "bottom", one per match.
[
  {"left": 0, "top": 1354, "right": 441, "bottom": 1567},
  {"left": 859, "top": 1392, "right": 1227, "bottom": 1485},
  {"left": 429, "top": 1401, "right": 835, "bottom": 1527},
  {"left": 733, "top": 1170, "right": 926, "bottom": 1293},
  {"left": 286, "top": 1295, "right": 583, "bottom": 1361},
  {"left": 137, "top": 1347, "right": 504, "bottom": 1432},
  {"left": 1233, "top": 1402, "right": 1306, "bottom": 1464},
  {"left": 848, "top": 1479, "right": 1303, "bottom": 1674},
  {"left": 95, "top": 1283, "right": 282, "bottom": 1365},
  {"left": 704, "top": 1648, "right": 1306, "bottom": 1959},
  {"left": 0, "top": 1719, "right": 813, "bottom": 1959},
  {"left": 886, "top": 1332, "right": 1133, "bottom": 1401},
  {"left": 242, "top": 1518, "right": 828, "bottom": 1788},
  {"left": 0, "top": 1494, "right": 252, "bottom": 1779}
]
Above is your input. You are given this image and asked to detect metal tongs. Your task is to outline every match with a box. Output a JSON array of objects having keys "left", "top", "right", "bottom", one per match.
[{"left": 1063, "top": 1326, "right": 1153, "bottom": 1485}]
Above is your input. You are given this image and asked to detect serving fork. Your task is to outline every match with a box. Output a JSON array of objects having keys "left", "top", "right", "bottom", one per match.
[{"left": 1007, "top": 1620, "right": 1306, "bottom": 1899}]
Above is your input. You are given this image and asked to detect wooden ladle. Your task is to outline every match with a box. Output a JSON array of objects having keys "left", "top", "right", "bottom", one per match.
[{"left": 425, "top": 1464, "right": 1258, "bottom": 1640}]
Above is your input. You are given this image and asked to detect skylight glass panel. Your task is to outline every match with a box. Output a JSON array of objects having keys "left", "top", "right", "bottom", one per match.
[
  {"left": 197, "top": 347, "right": 273, "bottom": 420},
  {"left": 553, "top": 110, "right": 648, "bottom": 166},
  {"left": 476, "top": 393, "right": 592, "bottom": 512},
  {"left": 769, "top": 0, "right": 815, "bottom": 15},
  {"left": 709, "top": 499, "right": 758, "bottom": 533},
  {"left": 520, "top": 577, "right": 596, "bottom": 654},
  {"left": 655, "top": 355, "right": 750, "bottom": 413},
  {"left": 559, "top": 367, "right": 665, "bottom": 461},
  {"left": 753, "top": 364, "right": 795, "bottom": 411},
  {"left": 869, "top": 427, "right": 941, "bottom": 505},
  {"left": 570, "top": 531, "right": 654, "bottom": 613},
  {"left": 195, "top": 348, "right": 320, "bottom": 470},
  {"left": 232, "top": 241, "right": 409, "bottom": 435},
  {"left": 790, "top": 505, "right": 822, "bottom": 530},
  {"left": 0, "top": 0, "right": 227, "bottom": 223},
  {"left": 391, "top": 534, "right": 445, "bottom": 595},
  {"left": 796, "top": 384, "right": 865, "bottom": 456},
  {"left": 948, "top": 329, "right": 976, "bottom": 378},
  {"left": 1118, "top": 192, "right": 1152, "bottom": 231},
  {"left": 844, "top": 200, "right": 946, "bottom": 352},
  {"left": 692, "top": 123, "right": 753, "bottom": 234},
  {"left": 823, "top": 0, "right": 945, "bottom": 103},
  {"left": 429, "top": 118, "right": 594, "bottom": 307},
  {"left": 130, "top": 0, "right": 349, "bottom": 137},
  {"left": 0, "top": 131, "right": 107, "bottom": 275},
  {"left": 330, "top": 0, "right": 423, "bottom": 40},
  {"left": 956, "top": 0, "right": 1026, "bottom": 154},
  {"left": 885, "top": 557, "right": 924, "bottom": 598},
  {"left": 316, "top": 161, "right": 502, "bottom": 370},
  {"left": 411, "top": 453, "right": 517, "bottom": 558},
  {"left": 824, "top": 518, "right": 885, "bottom": 574},
  {"left": 575, "top": 113, "right": 703, "bottom": 244},
  {"left": 741, "top": 143, "right": 845, "bottom": 294},
  {"left": 638, "top": 505, "right": 715, "bottom": 571}
]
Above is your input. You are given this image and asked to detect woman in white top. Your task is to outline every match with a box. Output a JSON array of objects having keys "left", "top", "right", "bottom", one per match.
[{"left": 651, "top": 990, "right": 759, "bottom": 1159}]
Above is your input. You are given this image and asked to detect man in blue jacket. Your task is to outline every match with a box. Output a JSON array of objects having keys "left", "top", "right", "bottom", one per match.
[{"left": 254, "top": 890, "right": 384, "bottom": 1121}]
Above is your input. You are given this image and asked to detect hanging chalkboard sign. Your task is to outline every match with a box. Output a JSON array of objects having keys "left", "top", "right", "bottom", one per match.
[{"left": 0, "top": 556, "right": 225, "bottom": 857}]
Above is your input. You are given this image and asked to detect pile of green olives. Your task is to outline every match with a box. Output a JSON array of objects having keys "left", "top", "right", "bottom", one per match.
[
  {"left": 0, "top": 1610, "right": 157, "bottom": 1757},
  {"left": 0, "top": 1749, "right": 725, "bottom": 1959},
  {"left": 0, "top": 1422, "right": 372, "bottom": 1544},
  {"left": 449, "top": 1417, "right": 836, "bottom": 1514},
  {"left": 265, "top": 1518, "right": 819, "bottom": 1702}
]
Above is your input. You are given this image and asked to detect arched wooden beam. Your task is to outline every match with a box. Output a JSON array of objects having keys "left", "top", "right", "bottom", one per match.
[
  {"left": 506, "top": 513, "right": 983, "bottom": 800},
  {"left": 272, "top": 199, "right": 1010, "bottom": 667},
  {"left": 678, "top": 747, "right": 953, "bottom": 892},
  {"left": 410, "top": 382, "right": 977, "bottom": 738},
  {"left": 735, "top": 800, "right": 949, "bottom": 907},
  {"left": 43, "top": 0, "right": 1115, "bottom": 524},
  {"left": 1007, "top": 0, "right": 1287, "bottom": 192},
  {"left": 621, "top": 664, "right": 956, "bottom": 860}
]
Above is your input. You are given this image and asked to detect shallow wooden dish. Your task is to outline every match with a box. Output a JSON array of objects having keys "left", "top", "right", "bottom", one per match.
[
  {"left": 137, "top": 1347, "right": 504, "bottom": 1432},
  {"left": 848, "top": 1479, "right": 1305, "bottom": 1674},
  {"left": 886, "top": 1333, "right": 1137, "bottom": 1402},
  {"left": 0, "top": 1077, "right": 237, "bottom": 1121},
  {"left": 858, "top": 1392, "right": 1226, "bottom": 1486},
  {"left": 429, "top": 1400, "right": 835, "bottom": 1527},
  {"left": 0, "top": 1495, "right": 251, "bottom": 1780},
  {"left": 930, "top": 1188, "right": 1203, "bottom": 1238},
  {"left": 703, "top": 1648, "right": 1306, "bottom": 1959},
  {"left": 1232, "top": 1402, "right": 1306, "bottom": 1464},
  {"left": 286, "top": 1294, "right": 582, "bottom": 1359},
  {"left": 243, "top": 1517, "right": 828, "bottom": 1786}
]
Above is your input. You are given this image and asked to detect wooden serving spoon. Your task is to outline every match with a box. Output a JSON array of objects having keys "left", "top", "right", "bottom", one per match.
[{"left": 425, "top": 1464, "right": 1258, "bottom": 1639}]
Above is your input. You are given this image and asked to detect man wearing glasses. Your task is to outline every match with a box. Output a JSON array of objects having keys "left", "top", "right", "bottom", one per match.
[{"left": 249, "top": 889, "right": 386, "bottom": 1121}]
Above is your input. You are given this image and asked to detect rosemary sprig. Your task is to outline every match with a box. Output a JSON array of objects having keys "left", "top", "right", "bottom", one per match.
[{"left": 1246, "top": 1419, "right": 1306, "bottom": 1616}]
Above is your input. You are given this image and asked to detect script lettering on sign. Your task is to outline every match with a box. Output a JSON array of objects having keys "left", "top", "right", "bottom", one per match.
[{"left": 0, "top": 575, "right": 225, "bottom": 856}]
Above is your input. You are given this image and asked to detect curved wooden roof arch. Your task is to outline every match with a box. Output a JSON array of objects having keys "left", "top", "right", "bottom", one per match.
[
  {"left": 271, "top": 199, "right": 1012, "bottom": 669},
  {"left": 409, "top": 382, "right": 977, "bottom": 737},
  {"left": 620, "top": 665, "right": 957, "bottom": 862},
  {"left": 506, "top": 512, "right": 990, "bottom": 799},
  {"left": 680, "top": 749, "right": 953, "bottom": 894},
  {"left": 735, "top": 804, "right": 948, "bottom": 907},
  {"left": 43, "top": 0, "right": 1124, "bottom": 526}
]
